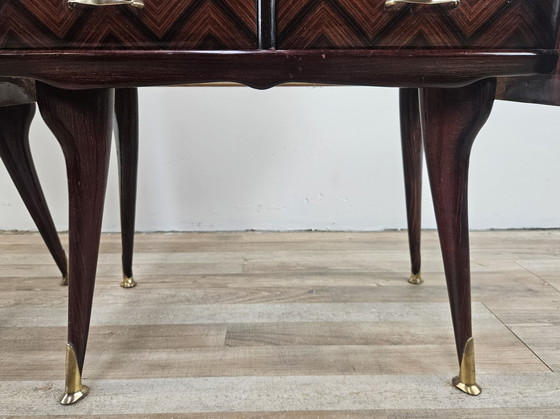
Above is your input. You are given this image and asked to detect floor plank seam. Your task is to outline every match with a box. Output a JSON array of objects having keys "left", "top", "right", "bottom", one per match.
[
  {"left": 513, "top": 260, "right": 560, "bottom": 292},
  {"left": 481, "top": 302, "right": 554, "bottom": 373},
  {"left": 3, "top": 231, "right": 560, "bottom": 415}
]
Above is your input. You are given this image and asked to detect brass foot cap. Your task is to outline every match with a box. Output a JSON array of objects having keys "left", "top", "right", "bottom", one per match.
[
  {"left": 120, "top": 275, "right": 137, "bottom": 288},
  {"left": 60, "top": 275, "right": 69, "bottom": 286},
  {"left": 408, "top": 272, "right": 423, "bottom": 285},
  {"left": 59, "top": 385, "right": 90, "bottom": 405},
  {"left": 452, "top": 376, "right": 481, "bottom": 396}
]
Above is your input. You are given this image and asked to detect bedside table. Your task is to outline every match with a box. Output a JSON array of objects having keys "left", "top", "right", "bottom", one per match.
[{"left": 0, "top": 0, "right": 558, "bottom": 404}]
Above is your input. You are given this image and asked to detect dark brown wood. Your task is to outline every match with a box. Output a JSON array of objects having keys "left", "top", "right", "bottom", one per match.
[
  {"left": 399, "top": 14, "right": 560, "bottom": 286},
  {"left": 114, "top": 88, "right": 138, "bottom": 281},
  {"left": 399, "top": 88, "right": 422, "bottom": 278},
  {"left": 420, "top": 78, "right": 496, "bottom": 362},
  {"left": 0, "top": 0, "right": 257, "bottom": 50},
  {"left": 496, "top": 75, "right": 560, "bottom": 106},
  {"left": 277, "top": 0, "right": 559, "bottom": 50},
  {"left": 0, "top": 77, "right": 35, "bottom": 106},
  {"left": 0, "top": 102, "right": 67, "bottom": 279},
  {"left": 491, "top": 13, "right": 560, "bottom": 106},
  {"left": 36, "top": 82, "right": 113, "bottom": 373},
  {"left": 258, "top": 0, "right": 276, "bottom": 49},
  {"left": 0, "top": 49, "right": 554, "bottom": 90}
]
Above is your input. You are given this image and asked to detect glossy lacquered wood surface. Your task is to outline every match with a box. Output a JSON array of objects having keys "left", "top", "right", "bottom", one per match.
[
  {"left": 421, "top": 78, "right": 496, "bottom": 361},
  {"left": 0, "top": 81, "right": 137, "bottom": 285},
  {"left": 0, "top": 49, "right": 554, "bottom": 90},
  {"left": 277, "top": 0, "right": 560, "bottom": 49},
  {"left": 258, "top": 0, "right": 276, "bottom": 49},
  {"left": 496, "top": 75, "right": 560, "bottom": 106},
  {"left": 114, "top": 88, "right": 138, "bottom": 281},
  {"left": 37, "top": 83, "right": 113, "bottom": 374},
  {"left": 496, "top": 25, "right": 560, "bottom": 106},
  {"left": 400, "top": 88, "right": 422, "bottom": 279},
  {"left": 1, "top": 1, "right": 559, "bottom": 51},
  {"left": 0, "top": 0, "right": 258, "bottom": 50},
  {"left": 0, "top": 102, "right": 67, "bottom": 280},
  {"left": 0, "top": 77, "right": 35, "bottom": 106}
]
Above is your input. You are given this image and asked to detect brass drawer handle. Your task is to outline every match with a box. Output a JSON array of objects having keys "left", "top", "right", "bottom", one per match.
[
  {"left": 386, "top": 0, "right": 459, "bottom": 7},
  {"left": 68, "top": 0, "right": 144, "bottom": 9}
]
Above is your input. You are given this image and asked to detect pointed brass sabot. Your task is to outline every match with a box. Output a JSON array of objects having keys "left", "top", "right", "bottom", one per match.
[
  {"left": 452, "top": 337, "right": 481, "bottom": 396},
  {"left": 59, "top": 344, "right": 90, "bottom": 405}
]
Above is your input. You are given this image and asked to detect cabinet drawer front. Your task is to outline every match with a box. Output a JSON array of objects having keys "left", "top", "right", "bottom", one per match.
[
  {"left": 277, "top": 0, "right": 559, "bottom": 49},
  {"left": 0, "top": 0, "right": 257, "bottom": 50}
]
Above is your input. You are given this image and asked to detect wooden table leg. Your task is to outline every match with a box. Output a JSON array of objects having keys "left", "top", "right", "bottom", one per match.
[
  {"left": 36, "top": 82, "right": 113, "bottom": 405},
  {"left": 400, "top": 88, "right": 423, "bottom": 285},
  {"left": 0, "top": 103, "right": 68, "bottom": 283},
  {"left": 420, "top": 78, "right": 496, "bottom": 396},
  {"left": 115, "top": 88, "right": 139, "bottom": 288}
]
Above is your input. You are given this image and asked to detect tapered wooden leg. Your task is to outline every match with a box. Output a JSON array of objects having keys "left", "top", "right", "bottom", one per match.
[
  {"left": 37, "top": 82, "right": 113, "bottom": 405},
  {"left": 420, "top": 78, "right": 496, "bottom": 396},
  {"left": 114, "top": 88, "right": 138, "bottom": 288},
  {"left": 0, "top": 103, "right": 68, "bottom": 283},
  {"left": 400, "top": 88, "right": 423, "bottom": 285}
]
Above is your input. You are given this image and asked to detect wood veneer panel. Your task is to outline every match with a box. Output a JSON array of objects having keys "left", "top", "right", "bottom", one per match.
[
  {"left": 494, "top": 11, "right": 560, "bottom": 105},
  {"left": 277, "top": 0, "right": 560, "bottom": 50},
  {"left": 0, "top": 0, "right": 257, "bottom": 50}
]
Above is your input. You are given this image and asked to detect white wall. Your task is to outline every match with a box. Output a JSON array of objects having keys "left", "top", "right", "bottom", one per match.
[{"left": 1, "top": 86, "right": 560, "bottom": 232}]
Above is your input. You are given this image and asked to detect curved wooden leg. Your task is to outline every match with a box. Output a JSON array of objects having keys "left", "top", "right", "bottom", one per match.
[
  {"left": 114, "top": 88, "right": 138, "bottom": 288},
  {"left": 0, "top": 103, "right": 68, "bottom": 283},
  {"left": 37, "top": 82, "right": 113, "bottom": 405},
  {"left": 400, "top": 88, "right": 423, "bottom": 285},
  {"left": 420, "top": 78, "right": 496, "bottom": 396}
]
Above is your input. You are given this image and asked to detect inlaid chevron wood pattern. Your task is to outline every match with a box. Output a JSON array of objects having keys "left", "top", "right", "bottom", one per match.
[
  {"left": 277, "top": 0, "right": 560, "bottom": 49},
  {"left": 0, "top": 0, "right": 257, "bottom": 50}
]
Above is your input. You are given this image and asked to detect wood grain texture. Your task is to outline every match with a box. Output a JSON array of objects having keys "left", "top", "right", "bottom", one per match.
[
  {"left": 1, "top": 230, "right": 560, "bottom": 415},
  {"left": 421, "top": 78, "right": 496, "bottom": 363},
  {"left": 399, "top": 88, "right": 422, "bottom": 278},
  {"left": 496, "top": 24, "right": 560, "bottom": 106},
  {"left": 4, "top": 374, "right": 560, "bottom": 415},
  {"left": 8, "top": 408, "right": 558, "bottom": 418},
  {"left": 114, "top": 88, "right": 138, "bottom": 281},
  {"left": 494, "top": 10, "right": 560, "bottom": 106},
  {"left": 277, "top": 0, "right": 560, "bottom": 49},
  {"left": 36, "top": 83, "right": 114, "bottom": 375},
  {"left": 0, "top": 0, "right": 257, "bottom": 50},
  {"left": 0, "top": 49, "right": 555, "bottom": 90},
  {"left": 0, "top": 103, "right": 67, "bottom": 280},
  {"left": 496, "top": 75, "right": 560, "bottom": 106}
]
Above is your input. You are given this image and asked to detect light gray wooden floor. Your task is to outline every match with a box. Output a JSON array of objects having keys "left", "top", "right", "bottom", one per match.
[{"left": 1, "top": 230, "right": 560, "bottom": 418}]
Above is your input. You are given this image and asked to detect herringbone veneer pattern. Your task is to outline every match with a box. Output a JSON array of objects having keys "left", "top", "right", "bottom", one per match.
[
  {"left": 0, "top": 0, "right": 257, "bottom": 50},
  {"left": 277, "top": 0, "right": 559, "bottom": 49}
]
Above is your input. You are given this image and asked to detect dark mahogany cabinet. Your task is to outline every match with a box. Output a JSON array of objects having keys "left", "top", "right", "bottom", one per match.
[
  {"left": 1, "top": 0, "right": 560, "bottom": 408},
  {"left": 3, "top": 0, "right": 558, "bottom": 51}
]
